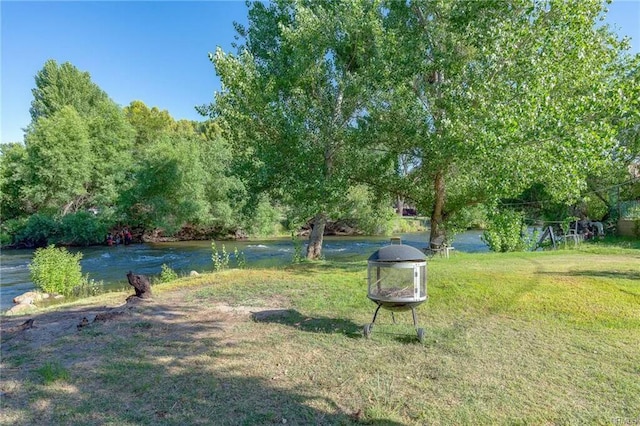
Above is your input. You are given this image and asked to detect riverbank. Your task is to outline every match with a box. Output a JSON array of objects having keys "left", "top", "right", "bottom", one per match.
[
  {"left": 2, "top": 248, "right": 638, "bottom": 424},
  {"left": 0, "top": 230, "right": 487, "bottom": 313}
]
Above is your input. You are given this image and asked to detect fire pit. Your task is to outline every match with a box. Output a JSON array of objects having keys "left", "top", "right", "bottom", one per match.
[{"left": 364, "top": 243, "right": 427, "bottom": 342}]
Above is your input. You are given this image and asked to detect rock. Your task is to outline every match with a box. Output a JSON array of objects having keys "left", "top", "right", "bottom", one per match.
[
  {"left": 189, "top": 270, "right": 200, "bottom": 277},
  {"left": 13, "top": 291, "right": 45, "bottom": 304},
  {"left": 6, "top": 302, "right": 36, "bottom": 315}
]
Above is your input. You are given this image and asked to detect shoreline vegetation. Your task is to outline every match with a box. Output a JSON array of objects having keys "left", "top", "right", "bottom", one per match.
[
  {"left": 1, "top": 243, "right": 639, "bottom": 424},
  {"left": 0, "top": 216, "right": 429, "bottom": 251}
]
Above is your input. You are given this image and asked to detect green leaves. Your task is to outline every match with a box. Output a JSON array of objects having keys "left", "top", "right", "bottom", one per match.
[
  {"left": 24, "top": 106, "right": 91, "bottom": 213},
  {"left": 29, "top": 245, "right": 83, "bottom": 296},
  {"left": 210, "top": 0, "right": 389, "bottom": 257}
]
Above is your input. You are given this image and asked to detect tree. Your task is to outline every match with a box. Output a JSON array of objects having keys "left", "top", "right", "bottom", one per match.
[
  {"left": 118, "top": 125, "right": 242, "bottom": 235},
  {"left": 369, "top": 0, "right": 636, "bottom": 242},
  {"left": 206, "top": 0, "right": 386, "bottom": 259},
  {"left": 123, "top": 100, "right": 174, "bottom": 148},
  {"left": 23, "top": 106, "right": 92, "bottom": 214},
  {"left": 0, "top": 143, "right": 29, "bottom": 219},
  {"left": 30, "top": 60, "right": 108, "bottom": 122},
  {"left": 85, "top": 99, "right": 136, "bottom": 207},
  {"left": 25, "top": 60, "right": 136, "bottom": 213}
]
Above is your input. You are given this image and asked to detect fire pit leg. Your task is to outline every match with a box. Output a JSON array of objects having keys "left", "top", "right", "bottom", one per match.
[
  {"left": 364, "top": 304, "right": 384, "bottom": 339},
  {"left": 370, "top": 304, "right": 383, "bottom": 326},
  {"left": 411, "top": 307, "right": 418, "bottom": 328},
  {"left": 411, "top": 307, "right": 426, "bottom": 343}
]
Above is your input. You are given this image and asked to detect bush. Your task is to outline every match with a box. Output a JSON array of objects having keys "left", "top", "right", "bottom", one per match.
[
  {"left": 59, "top": 211, "right": 109, "bottom": 246},
  {"left": 159, "top": 263, "right": 179, "bottom": 283},
  {"left": 482, "top": 209, "right": 537, "bottom": 252},
  {"left": 17, "top": 213, "right": 59, "bottom": 247},
  {"left": 29, "top": 245, "right": 83, "bottom": 295},
  {"left": 72, "top": 275, "right": 102, "bottom": 297},
  {"left": 0, "top": 218, "right": 27, "bottom": 246},
  {"left": 11, "top": 211, "right": 111, "bottom": 247},
  {"left": 211, "top": 241, "right": 230, "bottom": 271}
]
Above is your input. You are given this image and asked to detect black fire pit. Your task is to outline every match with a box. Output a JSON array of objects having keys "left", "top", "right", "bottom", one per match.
[{"left": 364, "top": 243, "right": 428, "bottom": 342}]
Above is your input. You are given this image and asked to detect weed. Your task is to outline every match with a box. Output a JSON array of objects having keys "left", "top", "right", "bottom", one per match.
[
  {"left": 212, "top": 241, "right": 231, "bottom": 271},
  {"left": 34, "top": 362, "right": 70, "bottom": 384}
]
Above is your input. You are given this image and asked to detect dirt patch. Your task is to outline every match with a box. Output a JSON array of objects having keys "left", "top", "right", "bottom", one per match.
[{"left": 1, "top": 288, "right": 285, "bottom": 367}]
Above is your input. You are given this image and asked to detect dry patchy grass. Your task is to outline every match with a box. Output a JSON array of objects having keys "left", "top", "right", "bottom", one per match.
[{"left": 1, "top": 248, "right": 639, "bottom": 425}]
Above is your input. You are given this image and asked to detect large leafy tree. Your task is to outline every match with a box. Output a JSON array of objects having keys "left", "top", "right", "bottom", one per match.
[
  {"left": 23, "top": 106, "right": 92, "bottom": 214},
  {"left": 23, "top": 60, "right": 135, "bottom": 213},
  {"left": 366, "top": 0, "right": 636, "bottom": 242},
  {"left": 123, "top": 100, "right": 175, "bottom": 149},
  {"left": 206, "top": 0, "right": 385, "bottom": 259},
  {"left": 30, "top": 59, "right": 109, "bottom": 122},
  {"left": 119, "top": 104, "right": 243, "bottom": 235}
]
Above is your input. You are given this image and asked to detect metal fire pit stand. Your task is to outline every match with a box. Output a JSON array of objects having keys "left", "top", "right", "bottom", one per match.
[
  {"left": 364, "top": 244, "right": 428, "bottom": 343},
  {"left": 363, "top": 303, "right": 424, "bottom": 342}
]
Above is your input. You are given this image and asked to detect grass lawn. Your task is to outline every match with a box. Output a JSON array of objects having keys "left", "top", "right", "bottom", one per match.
[{"left": 1, "top": 244, "right": 639, "bottom": 425}]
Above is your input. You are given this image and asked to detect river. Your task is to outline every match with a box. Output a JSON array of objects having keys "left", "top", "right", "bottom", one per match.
[{"left": 0, "top": 231, "right": 488, "bottom": 312}]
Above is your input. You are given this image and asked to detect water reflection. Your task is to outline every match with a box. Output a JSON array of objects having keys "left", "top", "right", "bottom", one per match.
[{"left": 0, "top": 231, "right": 487, "bottom": 311}]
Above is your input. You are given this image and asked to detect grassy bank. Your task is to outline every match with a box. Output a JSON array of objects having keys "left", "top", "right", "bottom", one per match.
[{"left": 1, "top": 247, "right": 639, "bottom": 425}]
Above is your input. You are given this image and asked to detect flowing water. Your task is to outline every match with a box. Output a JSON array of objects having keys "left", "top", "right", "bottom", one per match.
[{"left": 0, "top": 231, "right": 487, "bottom": 312}]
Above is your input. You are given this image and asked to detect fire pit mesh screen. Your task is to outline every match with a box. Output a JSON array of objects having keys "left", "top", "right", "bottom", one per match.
[{"left": 368, "top": 263, "right": 426, "bottom": 302}]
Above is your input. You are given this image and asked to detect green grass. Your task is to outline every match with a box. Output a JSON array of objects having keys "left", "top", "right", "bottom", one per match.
[
  {"left": 33, "top": 362, "right": 70, "bottom": 384},
  {"left": 1, "top": 245, "right": 639, "bottom": 425}
]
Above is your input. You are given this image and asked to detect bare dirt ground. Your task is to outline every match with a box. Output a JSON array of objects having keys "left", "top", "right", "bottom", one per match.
[{"left": 1, "top": 288, "right": 284, "bottom": 385}]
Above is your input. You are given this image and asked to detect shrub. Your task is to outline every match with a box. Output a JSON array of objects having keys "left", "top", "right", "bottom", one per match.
[
  {"left": 344, "top": 185, "right": 396, "bottom": 235},
  {"left": 233, "top": 247, "right": 247, "bottom": 269},
  {"left": 159, "top": 263, "right": 179, "bottom": 283},
  {"left": 482, "top": 209, "right": 537, "bottom": 252},
  {"left": 72, "top": 275, "right": 102, "bottom": 297},
  {"left": 29, "top": 245, "right": 83, "bottom": 295},
  {"left": 0, "top": 218, "right": 27, "bottom": 246},
  {"left": 245, "top": 195, "right": 284, "bottom": 237},
  {"left": 17, "top": 213, "right": 60, "bottom": 247},
  {"left": 290, "top": 232, "right": 305, "bottom": 264},
  {"left": 59, "top": 211, "right": 109, "bottom": 246}
]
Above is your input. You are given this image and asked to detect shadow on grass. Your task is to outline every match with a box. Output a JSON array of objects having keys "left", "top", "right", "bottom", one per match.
[
  {"left": 565, "top": 270, "right": 640, "bottom": 281},
  {"left": 251, "top": 308, "right": 363, "bottom": 338},
  {"left": 0, "top": 301, "right": 404, "bottom": 425},
  {"left": 537, "top": 269, "right": 640, "bottom": 281}
]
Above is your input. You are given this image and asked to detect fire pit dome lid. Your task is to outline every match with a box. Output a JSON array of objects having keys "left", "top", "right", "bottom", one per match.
[{"left": 368, "top": 244, "right": 426, "bottom": 262}]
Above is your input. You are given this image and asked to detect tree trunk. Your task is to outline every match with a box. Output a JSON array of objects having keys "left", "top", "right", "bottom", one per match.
[
  {"left": 396, "top": 195, "right": 405, "bottom": 216},
  {"left": 429, "top": 171, "right": 446, "bottom": 243},
  {"left": 126, "top": 271, "right": 153, "bottom": 299},
  {"left": 306, "top": 213, "right": 327, "bottom": 260}
]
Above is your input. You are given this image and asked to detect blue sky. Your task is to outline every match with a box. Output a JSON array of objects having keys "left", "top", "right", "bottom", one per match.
[{"left": 2, "top": 0, "right": 639, "bottom": 144}]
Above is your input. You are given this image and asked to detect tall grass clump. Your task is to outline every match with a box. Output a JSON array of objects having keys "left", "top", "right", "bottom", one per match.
[
  {"left": 34, "top": 362, "right": 70, "bottom": 384},
  {"left": 211, "top": 241, "right": 230, "bottom": 271},
  {"left": 28, "top": 245, "right": 83, "bottom": 295}
]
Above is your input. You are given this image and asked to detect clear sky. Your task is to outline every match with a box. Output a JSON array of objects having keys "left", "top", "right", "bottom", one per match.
[{"left": 1, "top": 0, "right": 639, "bottom": 144}]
